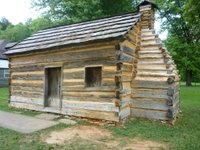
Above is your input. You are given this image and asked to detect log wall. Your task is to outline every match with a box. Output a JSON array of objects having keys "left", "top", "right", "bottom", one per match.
[
  {"left": 9, "top": 41, "right": 121, "bottom": 122},
  {"left": 117, "top": 23, "right": 141, "bottom": 120}
]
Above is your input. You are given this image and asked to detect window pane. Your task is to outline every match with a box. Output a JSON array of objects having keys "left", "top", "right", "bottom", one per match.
[{"left": 4, "top": 69, "right": 9, "bottom": 78}]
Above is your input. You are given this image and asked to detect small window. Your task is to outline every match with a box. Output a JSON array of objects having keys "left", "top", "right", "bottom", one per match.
[
  {"left": 85, "top": 67, "right": 102, "bottom": 87},
  {"left": 4, "top": 69, "right": 9, "bottom": 78}
]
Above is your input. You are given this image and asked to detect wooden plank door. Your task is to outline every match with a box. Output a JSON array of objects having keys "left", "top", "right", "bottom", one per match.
[{"left": 45, "top": 67, "right": 61, "bottom": 108}]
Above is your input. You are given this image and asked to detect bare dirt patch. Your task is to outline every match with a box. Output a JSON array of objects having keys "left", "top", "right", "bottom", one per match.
[
  {"left": 43, "top": 125, "right": 167, "bottom": 150},
  {"left": 44, "top": 125, "right": 111, "bottom": 144}
]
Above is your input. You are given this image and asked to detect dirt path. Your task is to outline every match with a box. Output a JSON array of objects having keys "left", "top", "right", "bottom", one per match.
[{"left": 42, "top": 125, "right": 167, "bottom": 150}]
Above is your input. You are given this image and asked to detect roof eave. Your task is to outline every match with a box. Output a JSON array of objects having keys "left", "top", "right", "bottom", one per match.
[{"left": 5, "top": 35, "right": 125, "bottom": 56}]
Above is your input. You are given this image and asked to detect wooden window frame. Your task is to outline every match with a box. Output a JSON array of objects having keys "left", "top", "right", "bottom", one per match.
[
  {"left": 84, "top": 65, "right": 103, "bottom": 88},
  {"left": 4, "top": 69, "right": 9, "bottom": 79}
]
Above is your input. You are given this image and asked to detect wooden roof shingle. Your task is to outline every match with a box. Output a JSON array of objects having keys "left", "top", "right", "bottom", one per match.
[{"left": 5, "top": 12, "right": 141, "bottom": 55}]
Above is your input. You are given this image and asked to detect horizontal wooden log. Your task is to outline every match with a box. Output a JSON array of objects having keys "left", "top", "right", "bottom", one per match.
[
  {"left": 11, "top": 65, "right": 44, "bottom": 72},
  {"left": 11, "top": 80, "right": 43, "bottom": 84},
  {"left": 63, "top": 68, "right": 84, "bottom": 73},
  {"left": 11, "top": 86, "right": 44, "bottom": 93},
  {"left": 62, "top": 86, "right": 116, "bottom": 92},
  {"left": 62, "top": 95, "right": 117, "bottom": 103},
  {"left": 131, "top": 108, "right": 169, "bottom": 120},
  {"left": 11, "top": 91, "right": 44, "bottom": 99},
  {"left": 10, "top": 96, "right": 44, "bottom": 105},
  {"left": 62, "top": 100, "right": 119, "bottom": 112},
  {"left": 9, "top": 102, "right": 44, "bottom": 111},
  {"left": 11, "top": 71, "right": 44, "bottom": 76},
  {"left": 63, "top": 71, "right": 84, "bottom": 79},
  {"left": 117, "top": 53, "right": 133, "bottom": 63},
  {"left": 10, "top": 101, "right": 119, "bottom": 122},
  {"left": 11, "top": 47, "right": 116, "bottom": 65},
  {"left": 63, "top": 57, "right": 116, "bottom": 69},
  {"left": 62, "top": 107, "right": 119, "bottom": 122},
  {"left": 102, "top": 72, "right": 116, "bottom": 79},
  {"left": 102, "top": 78, "right": 116, "bottom": 86},
  {"left": 131, "top": 89, "right": 168, "bottom": 99},
  {"left": 132, "top": 80, "right": 170, "bottom": 89},
  {"left": 62, "top": 81, "right": 84, "bottom": 86},
  {"left": 134, "top": 76, "right": 168, "bottom": 82},
  {"left": 103, "top": 66, "right": 117, "bottom": 72},
  {"left": 130, "top": 99, "right": 168, "bottom": 111},
  {"left": 12, "top": 82, "right": 43, "bottom": 87},
  {"left": 12, "top": 74, "right": 44, "bottom": 80},
  {"left": 120, "top": 45, "right": 134, "bottom": 56},
  {"left": 63, "top": 91, "right": 116, "bottom": 98}
]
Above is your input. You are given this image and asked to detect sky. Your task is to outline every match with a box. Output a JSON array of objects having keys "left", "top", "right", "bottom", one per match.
[
  {"left": 0, "top": 0, "right": 167, "bottom": 40},
  {"left": 0, "top": 0, "right": 39, "bottom": 25}
]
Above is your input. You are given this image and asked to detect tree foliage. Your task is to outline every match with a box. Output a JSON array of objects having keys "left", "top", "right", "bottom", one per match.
[
  {"left": 32, "top": 0, "right": 140, "bottom": 23},
  {"left": 154, "top": 0, "right": 200, "bottom": 85},
  {"left": 0, "top": 17, "right": 12, "bottom": 31},
  {"left": 0, "top": 16, "right": 54, "bottom": 42}
]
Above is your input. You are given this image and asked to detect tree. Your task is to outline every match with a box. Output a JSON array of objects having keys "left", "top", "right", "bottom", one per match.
[
  {"left": 0, "top": 23, "right": 31, "bottom": 42},
  {"left": 26, "top": 16, "right": 54, "bottom": 34},
  {"left": 32, "top": 0, "right": 140, "bottom": 23},
  {"left": 0, "top": 17, "right": 12, "bottom": 31},
  {"left": 0, "top": 17, "right": 55, "bottom": 42},
  {"left": 154, "top": 0, "right": 200, "bottom": 86}
]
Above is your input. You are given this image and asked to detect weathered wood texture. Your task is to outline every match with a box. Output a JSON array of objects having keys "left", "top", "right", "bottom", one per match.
[
  {"left": 117, "top": 23, "right": 140, "bottom": 120},
  {"left": 9, "top": 42, "right": 120, "bottom": 122},
  {"left": 130, "top": 22, "right": 180, "bottom": 122}
]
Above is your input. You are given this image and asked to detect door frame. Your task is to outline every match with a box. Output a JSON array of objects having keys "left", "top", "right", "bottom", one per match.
[{"left": 44, "top": 66, "right": 62, "bottom": 109}]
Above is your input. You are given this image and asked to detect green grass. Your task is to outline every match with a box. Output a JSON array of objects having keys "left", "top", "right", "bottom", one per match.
[
  {"left": 108, "top": 85, "right": 200, "bottom": 149},
  {"left": 0, "top": 86, "right": 200, "bottom": 149},
  {"left": 0, "top": 88, "right": 40, "bottom": 116}
]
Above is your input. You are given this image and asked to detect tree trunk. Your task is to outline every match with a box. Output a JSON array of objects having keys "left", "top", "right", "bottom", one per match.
[{"left": 186, "top": 69, "right": 192, "bottom": 86}]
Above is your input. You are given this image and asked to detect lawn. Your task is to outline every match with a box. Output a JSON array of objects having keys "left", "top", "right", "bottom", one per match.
[
  {"left": 0, "top": 88, "right": 40, "bottom": 116},
  {"left": 0, "top": 85, "right": 200, "bottom": 150}
]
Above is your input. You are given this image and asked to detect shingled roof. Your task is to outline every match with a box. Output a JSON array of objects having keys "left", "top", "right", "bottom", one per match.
[{"left": 5, "top": 12, "right": 141, "bottom": 55}]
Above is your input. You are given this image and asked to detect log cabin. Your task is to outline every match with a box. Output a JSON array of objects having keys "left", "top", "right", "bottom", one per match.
[{"left": 4, "top": 1, "right": 180, "bottom": 123}]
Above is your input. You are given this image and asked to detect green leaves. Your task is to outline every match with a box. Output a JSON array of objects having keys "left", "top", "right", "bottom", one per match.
[
  {"left": 32, "top": 0, "right": 137, "bottom": 23},
  {"left": 156, "top": 0, "right": 200, "bottom": 84}
]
